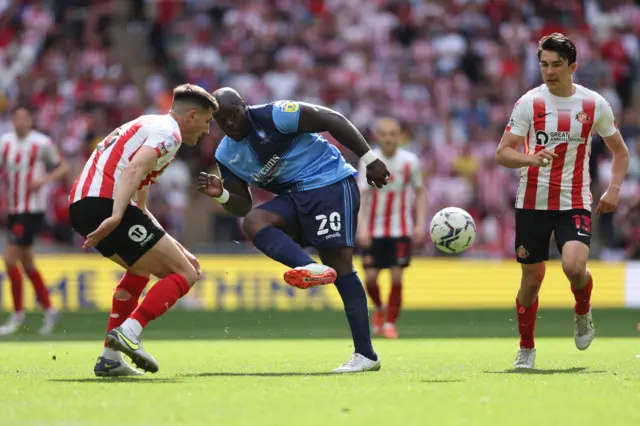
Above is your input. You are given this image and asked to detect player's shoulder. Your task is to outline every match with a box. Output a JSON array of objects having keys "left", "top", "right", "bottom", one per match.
[
  {"left": 29, "top": 130, "right": 53, "bottom": 145},
  {"left": 0, "top": 131, "right": 14, "bottom": 144},
  {"left": 272, "top": 100, "right": 300, "bottom": 114},
  {"left": 515, "top": 85, "right": 544, "bottom": 106},
  {"left": 141, "top": 114, "right": 177, "bottom": 132},
  {"left": 575, "top": 84, "right": 609, "bottom": 107},
  {"left": 397, "top": 147, "right": 419, "bottom": 161},
  {"left": 214, "top": 136, "right": 236, "bottom": 162}
]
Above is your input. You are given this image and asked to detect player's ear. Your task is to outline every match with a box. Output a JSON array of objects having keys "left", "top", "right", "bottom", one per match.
[{"left": 569, "top": 61, "right": 577, "bottom": 74}]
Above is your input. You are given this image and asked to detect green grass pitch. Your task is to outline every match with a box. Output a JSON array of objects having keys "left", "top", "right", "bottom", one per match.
[{"left": 0, "top": 309, "right": 638, "bottom": 426}]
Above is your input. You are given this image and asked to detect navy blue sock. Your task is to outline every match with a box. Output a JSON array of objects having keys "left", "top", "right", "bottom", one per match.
[
  {"left": 335, "top": 272, "right": 377, "bottom": 361},
  {"left": 252, "top": 226, "right": 314, "bottom": 269}
]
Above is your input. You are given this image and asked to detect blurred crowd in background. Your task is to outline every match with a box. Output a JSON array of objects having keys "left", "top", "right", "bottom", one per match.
[{"left": 0, "top": 0, "right": 639, "bottom": 259}]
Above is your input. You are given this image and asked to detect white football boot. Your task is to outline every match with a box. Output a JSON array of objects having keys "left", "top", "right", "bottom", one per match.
[
  {"left": 0, "top": 311, "right": 26, "bottom": 336},
  {"left": 574, "top": 308, "right": 595, "bottom": 350},
  {"left": 39, "top": 308, "right": 60, "bottom": 335},
  {"left": 333, "top": 353, "right": 381, "bottom": 373},
  {"left": 514, "top": 348, "right": 536, "bottom": 369}
]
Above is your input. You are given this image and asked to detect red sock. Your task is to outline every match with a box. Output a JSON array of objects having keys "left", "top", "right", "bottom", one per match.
[
  {"left": 130, "top": 273, "right": 190, "bottom": 327},
  {"left": 365, "top": 280, "right": 382, "bottom": 308},
  {"left": 7, "top": 266, "right": 23, "bottom": 312},
  {"left": 26, "top": 269, "right": 51, "bottom": 310},
  {"left": 516, "top": 297, "right": 539, "bottom": 349},
  {"left": 571, "top": 274, "right": 593, "bottom": 315},
  {"left": 387, "top": 282, "right": 402, "bottom": 323},
  {"left": 104, "top": 272, "right": 149, "bottom": 346}
]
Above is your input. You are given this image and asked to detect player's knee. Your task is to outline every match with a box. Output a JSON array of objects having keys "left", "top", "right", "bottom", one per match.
[
  {"left": 242, "top": 210, "right": 265, "bottom": 239},
  {"left": 561, "top": 260, "right": 586, "bottom": 283},
  {"left": 521, "top": 265, "right": 545, "bottom": 288},
  {"left": 176, "top": 264, "right": 199, "bottom": 287}
]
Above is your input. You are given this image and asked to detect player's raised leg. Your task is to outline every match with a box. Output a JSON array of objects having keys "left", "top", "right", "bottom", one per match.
[
  {"left": 242, "top": 203, "right": 337, "bottom": 288},
  {"left": 0, "top": 242, "right": 25, "bottom": 336}
]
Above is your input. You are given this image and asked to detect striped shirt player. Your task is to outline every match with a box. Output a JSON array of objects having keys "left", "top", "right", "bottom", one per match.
[
  {"left": 497, "top": 32, "right": 630, "bottom": 371},
  {"left": 506, "top": 83, "right": 617, "bottom": 265},
  {"left": 68, "top": 114, "right": 181, "bottom": 267},
  {"left": 0, "top": 106, "right": 69, "bottom": 339},
  {"left": 357, "top": 146, "right": 423, "bottom": 268},
  {"left": 68, "top": 84, "right": 218, "bottom": 378}
]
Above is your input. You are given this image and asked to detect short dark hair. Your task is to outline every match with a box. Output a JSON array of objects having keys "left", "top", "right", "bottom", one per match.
[
  {"left": 537, "top": 33, "right": 577, "bottom": 65},
  {"left": 12, "top": 104, "right": 33, "bottom": 115},
  {"left": 172, "top": 84, "right": 219, "bottom": 113}
]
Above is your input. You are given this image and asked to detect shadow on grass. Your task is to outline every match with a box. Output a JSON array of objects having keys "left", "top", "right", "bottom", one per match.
[
  {"left": 484, "top": 367, "right": 607, "bottom": 375},
  {"left": 420, "top": 379, "right": 465, "bottom": 383},
  {"left": 48, "top": 377, "right": 181, "bottom": 383},
  {"left": 185, "top": 371, "right": 338, "bottom": 378}
]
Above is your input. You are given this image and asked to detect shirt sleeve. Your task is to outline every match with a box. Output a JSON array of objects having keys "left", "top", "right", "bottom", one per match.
[
  {"left": 42, "top": 138, "right": 62, "bottom": 167},
  {"left": 505, "top": 96, "right": 532, "bottom": 137},
  {"left": 409, "top": 156, "right": 423, "bottom": 189},
  {"left": 595, "top": 97, "right": 618, "bottom": 138},
  {"left": 272, "top": 101, "right": 301, "bottom": 134},
  {"left": 143, "top": 131, "right": 180, "bottom": 158}
]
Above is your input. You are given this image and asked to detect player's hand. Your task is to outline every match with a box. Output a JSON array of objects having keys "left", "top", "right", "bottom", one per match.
[
  {"left": 356, "top": 229, "right": 371, "bottom": 249},
  {"left": 596, "top": 185, "right": 621, "bottom": 216},
  {"left": 197, "top": 172, "right": 223, "bottom": 198},
  {"left": 412, "top": 227, "right": 425, "bottom": 246},
  {"left": 83, "top": 215, "right": 121, "bottom": 249},
  {"left": 529, "top": 150, "right": 558, "bottom": 167},
  {"left": 366, "top": 159, "right": 391, "bottom": 189}
]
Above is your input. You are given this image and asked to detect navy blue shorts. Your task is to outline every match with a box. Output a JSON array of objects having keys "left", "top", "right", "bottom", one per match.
[{"left": 258, "top": 176, "right": 360, "bottom": 250}]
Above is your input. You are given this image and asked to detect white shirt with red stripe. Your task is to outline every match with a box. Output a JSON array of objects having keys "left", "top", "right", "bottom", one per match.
[
  {"left": 69, "top": 114, "right": 182, "bottom": 205},
  {"left": 506, "top": 84, "right": 618, "bottom": 211},
  {"left": 0, "top": 130, "right": 61, "bottom": 214},
  {"left": 358, "top": 147, "right": 423, "bottom": 238}
]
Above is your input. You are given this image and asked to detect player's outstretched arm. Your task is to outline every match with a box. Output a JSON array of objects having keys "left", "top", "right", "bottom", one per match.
[
  {"left": 496, "top": 131, "right": 557, "bottom": 168},
  {"left": 197, "top": 172, "right": 253, "bottom": 217},
  {"left": 296, "top": 104, "right": 390, "bottom": 188}
]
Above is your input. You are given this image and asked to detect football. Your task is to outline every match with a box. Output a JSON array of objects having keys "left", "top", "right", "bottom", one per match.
[{"left": 429, "top": 207, "right": 477, "bottom": 254}]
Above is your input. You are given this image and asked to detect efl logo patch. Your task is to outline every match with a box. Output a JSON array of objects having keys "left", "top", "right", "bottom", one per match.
[
  {"left": 575, "top": 111, "right": 591, "bottom": 123},
  {"left": 281, "top": 101, "right": 299, "bottom": 113}
]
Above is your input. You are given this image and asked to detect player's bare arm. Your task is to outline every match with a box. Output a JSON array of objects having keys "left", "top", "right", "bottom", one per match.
[
  {"left": 83, "top": 146, "right": 158, "bottom": 249},
  {"left": 356, "top": 187, "right": 372, "bottom": 248},
  {"left": 413, "top": 186, "right": 428, "bottom": 245},
  {"left": 197, "top": 171, "right": 253, "bottom": 217},
  {"left": 296, "top": 104, "right": 390, "bottom": 188},
  {"left": 596, "top": 131, "right": 629, "bottom": 216},
  {"left": 495, "top": 131, "right": 558, "bottom": 168}
]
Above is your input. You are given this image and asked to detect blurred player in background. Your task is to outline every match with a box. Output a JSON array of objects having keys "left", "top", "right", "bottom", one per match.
[
  {"left": 0, "top": 106, "right": 69, "bottom": 336},
  {"left": 198, "top": 88, "right": 390, "bottom": 373},
  {"left": 356, "top": 118, "right": 427, "bottom": 339},
  {"left": 496, "top": 33, "right": 629, "bottom": 369},
  {"left": 69, "top": 84, "right": 217, "bottom": 376}
]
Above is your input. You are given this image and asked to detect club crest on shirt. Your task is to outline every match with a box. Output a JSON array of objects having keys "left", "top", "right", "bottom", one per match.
[
  {"left": 516, "top": 245, "right": 529, "bottom": 259},
  {"left": 575, "top": 111, "right": 591, "bottom": 123}
]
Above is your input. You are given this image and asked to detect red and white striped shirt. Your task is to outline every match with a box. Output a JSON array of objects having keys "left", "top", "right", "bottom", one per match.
[
  {"left": 0, "top": 130, "right": 61, "bottom": 214},
  {"left": 358, "top": 147, "right": 423, "bottom": 238},
  {"left": 69, "top": 114, "right": 182, "bottom": 205},
  {"left": 506, "top": 84, "right": 618, "bottom": 211}
]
